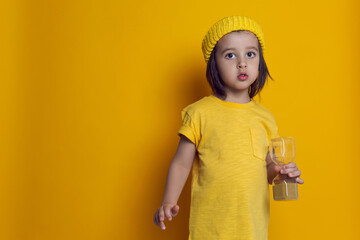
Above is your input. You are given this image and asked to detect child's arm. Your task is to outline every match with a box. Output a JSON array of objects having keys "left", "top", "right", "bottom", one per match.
[
  {"left": 265, "top": 152, "right": 305, "bottom": 185},
  {"left": 153, "top": 135, "right": 196, "bottom": 230}
]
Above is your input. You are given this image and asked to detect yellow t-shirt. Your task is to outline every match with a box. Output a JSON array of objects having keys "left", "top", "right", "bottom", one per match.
[{"left": 178, "top": 95, "right": 280, "bottom": 240}]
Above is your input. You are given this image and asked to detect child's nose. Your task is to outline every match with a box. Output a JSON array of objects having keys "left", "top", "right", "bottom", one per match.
[{"left": 237, "top": 60, "right": 247, "bottom": 69}]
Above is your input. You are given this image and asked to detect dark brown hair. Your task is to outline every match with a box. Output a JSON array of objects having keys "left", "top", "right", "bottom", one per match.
[{"left": 205, "top": 30, "right": 273, "bottom": 100}]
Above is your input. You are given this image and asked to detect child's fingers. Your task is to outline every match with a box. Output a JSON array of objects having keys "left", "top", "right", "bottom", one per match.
[
  {"left": 280, "top": 166, "right": 303, "bottom": 182},
  {"left": 274, "top": 165, "right": 282, "bottom": 173},
  {"left": 153, "top": 211, "right": 158, "bottom": 225},
  {"left": 154, "top": 204, "right": 179, "bottom": 230},
  {"left": 153, "top": 210, "right": 162, "bottom": 227},
  {"left": 280, "top": 167, "right": 300, "bottom": 175},
  {"left": 296, "top": 177, "right": 305, "bottom": 184},
  {"left": 288, "top": 170, "right": 301, "bottom": 178},
  {"left": 160, "top": 221, "right": 166, "bottom": 230},
  {"left": 164, "top": 206, "right": 173, "bottom": 221},
  {"left": 156, "top": 208, "right": 167, "bottom": 230},
  {"left": 158, "top": 207, "right": 165, "bottom": 222},
  {"left": 155, "top": 214, "right": 166, "bottom": 231},
  {"left": 154, "top": 210, "right": 161, "bottom": 225},
  {"left": 171, "top": 205, "right": 180, "bottom": 217},
  {"left": 284, "top": 162, "right": 296, "bottom": 169}
]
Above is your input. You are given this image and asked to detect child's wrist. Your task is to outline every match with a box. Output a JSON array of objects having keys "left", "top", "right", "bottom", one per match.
[{"left": 162, "top": 200, "right": 177, "bottom": 206}]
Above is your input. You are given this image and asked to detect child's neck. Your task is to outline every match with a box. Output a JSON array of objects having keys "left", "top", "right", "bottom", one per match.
[{"left": 215, "top": 92, "right": 251, "bottom": 104}]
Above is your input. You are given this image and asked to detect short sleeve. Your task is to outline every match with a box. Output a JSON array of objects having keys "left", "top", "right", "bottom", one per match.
[
  {"left": 267, "top": 114, "right": 281, "bottom": 152},
  {"left": 273, "top": 124, "right": 280, "bottom": 139},
  {"left": 177, "top": 107, "right": 200, "bottom": 148}
]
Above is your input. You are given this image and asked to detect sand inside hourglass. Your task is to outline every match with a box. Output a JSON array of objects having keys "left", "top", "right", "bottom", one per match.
[{"left": 273, "top": 182, "right": 298, "bottom": 200}]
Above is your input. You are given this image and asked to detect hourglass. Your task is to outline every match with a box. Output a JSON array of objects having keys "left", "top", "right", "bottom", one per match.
[{"left": 269, "top": 137, "right": 298, "bottom": 201}]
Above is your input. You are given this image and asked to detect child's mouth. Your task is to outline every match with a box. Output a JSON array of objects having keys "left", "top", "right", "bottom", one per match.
[{"left": 238, "top": 74, "right": 248, "bottom": 80}]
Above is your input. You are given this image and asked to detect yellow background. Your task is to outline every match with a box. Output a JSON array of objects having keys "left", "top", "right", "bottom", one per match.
[{"left": 1, "top": 0, "right": 359, "bottom": 239}]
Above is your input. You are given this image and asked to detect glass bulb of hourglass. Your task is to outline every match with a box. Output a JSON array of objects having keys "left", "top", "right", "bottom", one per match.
[
  {"left": 269, "top": 137, "right": 298, "bottom": 201},
  {"left": 269, "top": 137, "right": 296, "bottom": 166}
]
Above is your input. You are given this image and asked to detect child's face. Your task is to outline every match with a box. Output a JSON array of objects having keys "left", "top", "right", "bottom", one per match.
[{"left": 215, "top": 31, "right": 260, "bottom": 97}]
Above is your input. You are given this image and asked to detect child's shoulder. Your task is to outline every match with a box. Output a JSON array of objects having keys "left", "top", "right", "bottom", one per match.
[
  {"left": 253, "top": 100, "right": 277, "bottom": 122},
  {"left": 180, "top": 95, "right": 213, "bottom": 113}
]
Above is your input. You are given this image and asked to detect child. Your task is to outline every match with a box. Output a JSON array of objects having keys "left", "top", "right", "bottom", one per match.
[{"left": 153, "top": 16, "right": 304, "bottom": 240}]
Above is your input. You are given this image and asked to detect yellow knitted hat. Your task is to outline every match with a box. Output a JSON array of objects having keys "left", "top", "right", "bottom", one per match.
[{"left": 202, "top": 16, "right": 265, "bottom": 63}]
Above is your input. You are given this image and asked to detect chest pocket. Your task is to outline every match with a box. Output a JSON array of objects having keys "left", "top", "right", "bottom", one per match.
[{"left": 250, "top": 128, "right": 268, "bottom": 161}]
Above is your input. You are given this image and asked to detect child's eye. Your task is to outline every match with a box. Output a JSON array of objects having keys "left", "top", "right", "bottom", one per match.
[
  {"left": 247, "top": 52, "right": 256, "bottom": 57},
  {"left": 225, "top": 53, "right": 236, "bottom": 59}
]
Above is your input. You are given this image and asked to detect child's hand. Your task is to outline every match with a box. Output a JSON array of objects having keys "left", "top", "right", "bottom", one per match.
[
  {"left": 153, "top": 203, "right": 180, "bottom": 230},
  {"left": 274, "top": 162, "right": 304, "bottom": 184}
]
